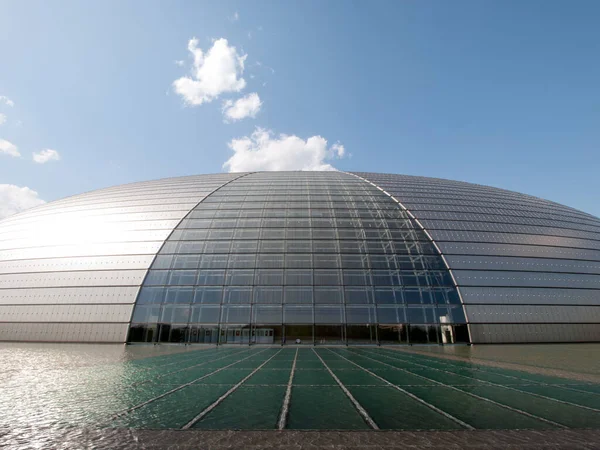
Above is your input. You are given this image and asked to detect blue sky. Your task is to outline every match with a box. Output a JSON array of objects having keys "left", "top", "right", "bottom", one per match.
[{"left": 0, "top": 0, "right": 599, "bottom": 217}]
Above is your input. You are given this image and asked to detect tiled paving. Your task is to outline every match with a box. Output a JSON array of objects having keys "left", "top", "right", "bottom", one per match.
[
  {"left": 94, "top": 346, "right": 600, "bottom": 431},
  {"left": 2, "top": 343, "right": 600, "bottom": 447}
]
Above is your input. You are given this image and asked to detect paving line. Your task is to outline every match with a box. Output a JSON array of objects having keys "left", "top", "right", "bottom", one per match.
[
  {"left": 277, "top": 348, "right": 299, "bottom": 430},
  {"left": 375, "top": 348, "right": 600, "bottom": 414},
  {"left": 128, "top": 348, "right": 220, "bottom": 371},
  {"left": 181, "top": 349, "right": 283, "bottom": 429},
  {"left": 328, "top": 349, "right": 474, "bottom": 430},
  {"left": 131, "top": 348, "right": 250, "bottom": 387},
  {"left": 393, "top": 353, "right": 600, "bottom": 398},
  {"left": 130, "top": 347, "right": 240, "bottom": 377},
  {"left": 107, "top": 348, "right": 271, "bottom": 422},
  {"left": 312, "top": 348, "right": 379, "bottom": 430},
  {"left": 348, "top": 348, "right": 567, "bottom": 429}
]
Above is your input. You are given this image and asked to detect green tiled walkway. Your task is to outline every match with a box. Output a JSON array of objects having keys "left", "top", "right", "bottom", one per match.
[{"left": 91, "top": 346, "right": 600, "bottom": 430}]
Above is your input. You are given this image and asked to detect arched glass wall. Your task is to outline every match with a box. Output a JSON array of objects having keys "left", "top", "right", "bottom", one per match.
[{"left": 128, "top": 172, "right": 468, "bottom": 345}]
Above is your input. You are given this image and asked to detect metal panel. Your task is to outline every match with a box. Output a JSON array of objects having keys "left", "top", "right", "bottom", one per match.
[
  {"left": 465, "top": 304, "right": 600, "bottom": 323},
  {"left": 0, "top": 173, "right": 241, "bottom": 342},
  {"left": 453, "top": 270, "right": 600, "bottom": 289},
  {"left": 469, "top": 323, "right": 600, "bottom": 343},
  {"left": 445, "top": 255, "right": 600, "bottom": 275},
  {"left": 460, "top": 286, "right": 600, "bottom": 305}
]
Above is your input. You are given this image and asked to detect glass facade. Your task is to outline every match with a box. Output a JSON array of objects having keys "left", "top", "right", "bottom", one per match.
[{"left": 128, "top": 172, "right": 468, "bottom": 345}]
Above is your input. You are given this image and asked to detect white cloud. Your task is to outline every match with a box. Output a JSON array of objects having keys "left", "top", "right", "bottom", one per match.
[
  {"left": 0, "top": 184, "right": 45, "bottom": 220},
  {"left": 0, "top": 96, "right": 14, "bottom": 107},
  {"left": 223, "top": 127, "right": 346, "bottom": 172},
  {"left": 174, "top": 60, "right": 185, "bottom": 67},
  {"left": 173, "top": 38, "right": 247, "bottom": 106},
  {"left": 0, "top": 114, "right": 6, "bottom": 125},
  {"left": 230, "top": 11, "right": 239, "bottom": 22},
  {"left": 32, "top": 148, "right": 61, "bottom": 164},
  {"left": 0, "top": 138, "right": 20, "bottom": 157},
  {"left": 222, "top": 93, "right": 262, "bottom": 122}
]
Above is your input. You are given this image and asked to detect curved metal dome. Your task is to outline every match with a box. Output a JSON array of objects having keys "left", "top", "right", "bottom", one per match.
[{"left": 0, "top": 171, "right": 598, "bottom": 344}]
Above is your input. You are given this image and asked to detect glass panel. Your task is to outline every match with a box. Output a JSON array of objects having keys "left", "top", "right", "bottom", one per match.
[
  {"left": 168, "top": 270, "right": 197, "bottom": 285},
  {"left": 137, "top": 287, "right": 166, "bottom": 304},
  {"left": 199, "top": 254, "right": 228, "bottom": 269},
  {"left": 252, "top": 305, "right": 282, "bottom": 324},
  {"left": 131, "top": 305, "right": 161, "bottom": 323},
  {"left": 404, "top": 289, "right": 422, "bottom": 304},
  {"left": 377, "top": 306, "right": 406, "bottom": 324},
  {"left": 153, "top": 255, "right": 174, "bottom": 269},
  {"left": 347, "top": 324, "right": 377, "bottom": 344},
  {"left": 259, "top": 240, "right": 284, "bottom": 252},
  {"left": 315, "top": 325, "right": 344, "bottom": 344},
  {"left": 314, "top": 287, "right": 343, "bottom": 304},
  {"left": 144, "top": 270, "right": 170, "bottom": 285},
  {"left": 172, "top": 255, "right": 200, "bottom": 269},
  {"left": 346, "top": 306, "right": 376, "bottom": 324},
  {"left": 378, "top": 324, "right": 408, "bottom": 345},
  {"left": 221, "top": 306, "right": 251, "bottom": 323},
  {"left": 314, "top": 305, "right": 344, "bottom": 324},
  {"left": 161, "top": 305, "right": 190, "bottom": 323},
  {"left": 252, "top": 325, "right": 283, "bottom": 344},
  {"left": 253, "top": 286, "right": 283, "bottom": 304},
  {"left": 341, "top": 254, "right": 369, "bottom": 269},
  {"left": 255, "top": 269, "right": 284, "bottom": 285},
  {"left": 196, "top": 269, "right": 226, "bottom": 285},
  {"left": 406, "top": 306, "right": 425, "bottom": 323},
  {"left": 313, "top": 254, "right": 340, "bottom": 268},
  {"left": 285, "top": 254, "right": 312, "bottom": 268},
  {"left": 344, "top": 287, "right": 374, "bottom": 304},
  {"left": 190, "top": 305, "right": 220, "bottom": 323},
  {"left": 284, "top": 287, "right": 313, "bottom": 304},
  {"left": 228, "top": 254, "right": 256, "bottom": 268},
  {"left": 285, "top": 270, "right": 312, "bottom": 285},
  {"left": 256, "top": 254, "right": 284, "bottom": 268},
  {"left": 283, "top": 305, "right": 313, "bottom": 323},
  {"left": 223, "top": 287, "right": 253, "bottom": 304},
  {"left": 343, "top": 270, "right": 370, "bottom": 286},
  {"left": 225, "top": 270, "right": 254, "bottom": 285},
  {"left": 193, "top": 287, "right": 222, "bottom": 304},
  {"left": 164, "top": 287, "right": 194, "bottom": 304}
]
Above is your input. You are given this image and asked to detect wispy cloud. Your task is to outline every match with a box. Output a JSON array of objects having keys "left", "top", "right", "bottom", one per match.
[
  {"left": 0, "top": 184, "right": 45, "bottom": 220},
  {"left": 32, "top": 148, "right": 61, "bottom": 164},
  {"left": 223, "top": 127, "right": 346, "bottom": 172},
  {"left": 173, "top": 38, "right": 247, "bottom": 106},
  {"left": 0, "top": 96, "right": 14, "bottom": 107},
  {"left": 0, "top": 138, "right": 20, "bottom": 158},
  {"left": 230, "top": 11, "right": 239, "bottom": 22},
  {"left": 222, "top": 93, "right": 262, "bottom": 122},
  {"left": 0, "top": 114, "right": 6, "bottom": 125}
]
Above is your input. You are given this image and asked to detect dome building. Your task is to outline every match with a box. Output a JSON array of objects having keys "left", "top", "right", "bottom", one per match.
[{"left": 0, "top": 171, "right": 599, "bottom": 345}]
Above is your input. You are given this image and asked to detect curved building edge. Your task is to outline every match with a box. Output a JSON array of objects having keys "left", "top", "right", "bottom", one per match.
[{"left": 0, "top": 171, "right": 599, "bottom": 344}]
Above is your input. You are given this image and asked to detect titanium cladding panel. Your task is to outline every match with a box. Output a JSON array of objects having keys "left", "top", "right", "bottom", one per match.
[
  {"left": 0, "top": 174, "right": 242, "bottom": 342},
  {"left": 0, "top": 171, "right": 599, "bottom": 343}
]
